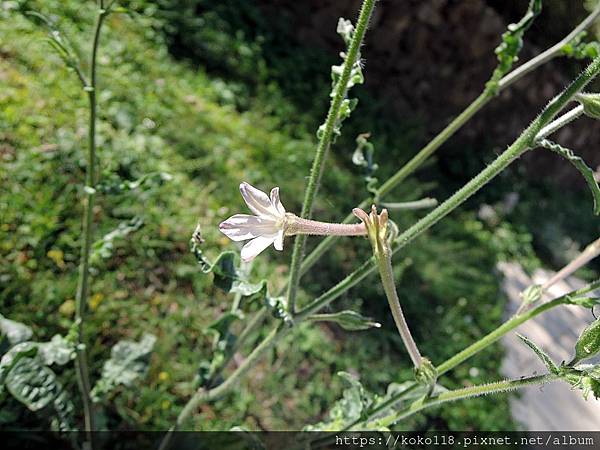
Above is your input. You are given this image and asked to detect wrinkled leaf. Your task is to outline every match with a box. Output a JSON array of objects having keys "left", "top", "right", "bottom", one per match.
[
  {"left": 264, "top": 295, "right": 293, "bottom": 325},
  {"left": 486, "top": 0, "right": 542, "bottom": 94},
  {"left": 91, "top": 217, "right": 144, "bottom": 265},
  {"left": 37, "top": 335, "right": 75, "bottom": 366},
  {"left": 96, "top": 171, "right": 172, "bottom": 195},
  {"left": 304, "top": 371, "right": 373, "bottom": 431},
  {"left": 91, "top": 334, "right": 156, "bottom": 402},
  {"left": 539, "top": 139, "right": 600, "bottom": 215},
  {"left": 0, "top": 314, "right": 33, "bottom": 346},
  {"left": 517, "top": 334, "right": 559, "bottom": 374},
  {"left": 6, "top": 357, "right": 59, "bottom": 411},
  {"left": 211, "top": 252, "right": 237, "bottom": 292},
  {"left": 561, "top": 31, "right": 600, "bottom": 60}
]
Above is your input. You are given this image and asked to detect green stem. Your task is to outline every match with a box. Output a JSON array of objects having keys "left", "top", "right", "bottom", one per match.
[
  {"left": 536, "top": 105, "right": 584, "bottom": 141},
  {"left": 377, "top": 374, "right": 556, "bottom": 427},
  {"left": 297, "top": 5, "right": 600, "bottom": 277},
  {"left": 74, "top": 5, "right": 106, "bottom": 446},
  {"left": 437, "top": 298, "right": 565, "bottom": 375},
  {"left": 286, "top": 0, "right": 377, "bottom": 314},
  {"left": 436, "top": 279, "right": 600, "bottom": 375},
  {"left": 157, "top": 325, "right": 288, "bottom": 450},
  {"left": 375, "top": 240, "right": 422, "bottom": 367}
]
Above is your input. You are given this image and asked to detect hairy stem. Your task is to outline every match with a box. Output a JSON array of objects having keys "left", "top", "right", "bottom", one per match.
[
  {"left": 158, "top": 326, "right": 288, "bottom": 450},
  {"left": 286, "top": 0, "right": 377, "bottom": 314},
  {"left": 298, "top": 5, "right": 600, "bottom": 277},
  {"left": 288, "top": 216, "right": 366, "bottom": 236},
  {"left": 377, "top": 374, "right": 556, "bottom": 427},
  {"left": 377, "top": 246, "right": 422, "bottom": 367}
]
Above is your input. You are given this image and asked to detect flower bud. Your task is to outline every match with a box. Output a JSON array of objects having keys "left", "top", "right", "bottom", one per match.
[
  {"left": 574, "top": 318, "right": 600, "bottom": 363},
  {"left": 576, "top": 92, "right": 600, "bottom": 120}
]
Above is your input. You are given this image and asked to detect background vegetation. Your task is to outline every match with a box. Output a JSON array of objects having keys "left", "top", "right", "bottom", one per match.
[{"left": 1, "top": 0, "right": 598, "bottom": 433}]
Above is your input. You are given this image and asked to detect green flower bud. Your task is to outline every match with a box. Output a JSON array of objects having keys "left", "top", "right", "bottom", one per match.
[
  {"left": 414, "top": 357, "right": 437, "bottom": 389},
  {"left": 574, "top": 319, "right": 600, "bottom": 363},
  {"left": 576, "top": 92, "right": 600, "bottom": 120}
]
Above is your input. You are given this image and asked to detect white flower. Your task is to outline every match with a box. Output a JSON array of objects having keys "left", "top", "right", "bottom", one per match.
[{"left": 219, "top": 182, "right": 287, "bottom": 261}]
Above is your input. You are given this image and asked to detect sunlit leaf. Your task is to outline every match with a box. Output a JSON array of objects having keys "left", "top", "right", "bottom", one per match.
[
  {"left": 539, "top": 139, "right": 600, "bottom": 215},
  {"left": 0, "top": 314, "right": 33, "bottom": 346},
  {"left": 517, "top": 333, "right": 559, "bottom": 374},
  {"left": 91, "top": 334, "right": 156, "bottom": 402}
]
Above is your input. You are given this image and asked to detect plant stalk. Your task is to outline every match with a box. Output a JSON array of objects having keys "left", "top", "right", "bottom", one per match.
[
  {"left": 377, "top": 374, "right": 556, "bottom": 427},
  {"left": 74, "top": 5, "right": 107, "bottom": 446},
  {"left": 286, "top": 0, "right": 377, "bottom": 314}
]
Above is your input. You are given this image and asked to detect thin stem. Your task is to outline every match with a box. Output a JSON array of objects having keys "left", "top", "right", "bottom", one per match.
[
  {"left": 542, "top": 236, "right": 600, "bottom": 290},
  {"left": 536, "top": 105, "right": 584, "bottom": 141},
  {"left": 436, "top": 297, "right": 566, "bottom": 375},
  {"left": 436, "top": 278, "right": 600, "bottom": 375},
  {"left": 377, "top": 247, "right": 422, "bottom": 367},
  {"left": 297, "top": 6, "right": 600, "bottom": 277},
  {"left": 381, "top": 198, "right": 438, "bottom": 210},
  {"left": 377, "top": 374, "right": 556, "bottom": 427},
  {"left": 157, "top": 326, "right": 288, "bottom": 450},
  {"left": 74, "top": 7, "right": 106, "bottom": 446},
  {"left": 286, "top": 0, "right": 377, "bottom": 314}
]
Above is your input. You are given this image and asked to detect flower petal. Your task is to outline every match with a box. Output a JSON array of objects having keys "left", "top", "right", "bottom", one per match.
[
  {"left": 270, "top": 187, "right": 286, "bottom": 216},
  {"left": 219, "top": 214, "right": 278, "bottom": 241},
  {"left": 241, "top": 235, "right": 276, "bottom": 261},
  {"left": 240, "top": 182, "right": 279, "bottom": 217},
  {"left": 273, "top": 229, "right": 284, "bottom": 251}
]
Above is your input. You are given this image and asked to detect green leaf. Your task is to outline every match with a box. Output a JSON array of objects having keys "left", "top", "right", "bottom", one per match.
[
  {"left": 574, "top": 319, "right": 600, "bottom": 364},
  {"left": 36, "top": 334, "right": 75, "bottom": 366},
  {"left": 211, "top": 251, "right": 237, "bottom": 292},
  {"left": 309, "top": 310, "right": 381, "bottom": 331},
  {"left": 577, "top": 92, "right": 600, "bottom": 120},
  {"left": 517, "top": 334, "right": 559, "bottom": 374},
  {"left": 0, "top": 314, "right": 33, "bottom": 346},
  {"left": 566, "top": 295, "right": 600, "bottom": 308},
  {"left": 96, "top": 171, "right": 172, "bottom": 195},
  {"left": 91, "top": 334, "right": 156, "bottom": 402},
  {"left": 486, "top": 0, "right": 542, "bottom": 94},
  {"left": 206, "top": 312, "right": 242, "bottom": 343},
  {"left": 90, "top": 217, "right": 144, "bottom": 265},
  {"left": 264, "top": 295, "right": 293, "bottom": 325},
  {"left": 539, "top": 139, "right": 600, "bottom": 215},
  {"left": 6, "top": 357, "right": 56, "bottom": 410},
  {"left": 336, "top": 18, "right": 354, "bottom": 46},
  {"left": 304, "top": 371, "right": 373, "bottom": 431},
  {"left": 519, "top": 284, "right": 543, "bottom": 310},
  {"left": 561, "top": 31, "right": 600, "bottom": 60}
]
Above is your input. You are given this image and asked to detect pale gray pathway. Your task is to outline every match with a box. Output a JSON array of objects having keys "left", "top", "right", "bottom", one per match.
[{"left": 498, "top": 262, "right": 600, "bottom": 431}]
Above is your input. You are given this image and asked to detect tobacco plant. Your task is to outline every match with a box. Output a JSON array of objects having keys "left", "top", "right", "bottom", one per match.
[{"left": 2, "top": 1, "right": 600, "bottom": 449}]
